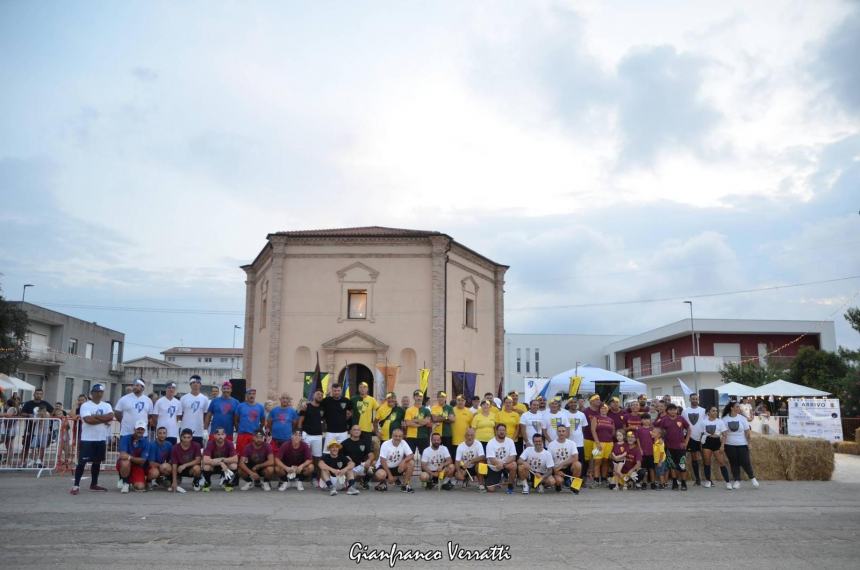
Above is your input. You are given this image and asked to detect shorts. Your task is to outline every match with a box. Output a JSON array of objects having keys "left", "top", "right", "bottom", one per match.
[
  {"left": 115, "top": 459, "right": 147, "bottom": 485},
  {"left": 593, "top": 442, "right": 613, "bottom": 460},
  {"left": 655, "top": 463, "right": 668, "bottom": 477},
  {"left": 303, "top": 433, "right": 323, "bottom": 457},
  {"left": 176, "top": 466, "right": 198, "bottom": 479},
  {"left": 236, "top": 433, "right": 255, "bottom": 456},
  {"left": 668, "top": 448, "right": 687, "bottom": 471},
  {"left": 459, "top": 465, "right": 478, "bottom": 478},
  {"left": 514, "top": 440, "right": 524, "bottom": 457},
  {"left": 702, "top": 437, "right": 722, "bottom": 452},
  {"left": 484, "top": 467, "right": 509, "bottom": 487},
  {"left": 323, "top": 432, "right": 349, "bottom": 454},
  {"left": 555, "top": 465, "right": 573, "bottom": 478},
  {"left": 30, "top": 433, "right": 49, "bottom": 449},
  {"left": 686, "top": 439, "right": 702, "bottom": 453},
  {"left": 641, "top": 455, "right": 655, "bottom": 470},
  {"left": 352, "top": 464, "right": 367, "bottom": 477},
  {"left": 79, "top": 441, "right": 107, "bottom": 463}
]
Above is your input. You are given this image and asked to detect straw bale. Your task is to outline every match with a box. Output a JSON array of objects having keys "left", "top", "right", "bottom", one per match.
[
  {"left": 835, "top": 441, "right": 860, "bottom": 455},
  {"left": 748, "top": 433, "right": 833, "bottom": 481}
]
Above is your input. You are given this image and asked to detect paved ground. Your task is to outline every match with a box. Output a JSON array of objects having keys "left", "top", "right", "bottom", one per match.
[{"left": 3, "top": 458, "right": 860, "bottom": 569}]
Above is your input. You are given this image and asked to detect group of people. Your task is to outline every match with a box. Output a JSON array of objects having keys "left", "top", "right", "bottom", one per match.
[
  {"left": 58, "top": 375, "right": 762, "bottom": 497},
  {"left": 1, "top": 388, "right": 75, "bottom": 469}
]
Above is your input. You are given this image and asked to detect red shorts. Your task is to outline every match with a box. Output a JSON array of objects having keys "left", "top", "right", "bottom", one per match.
[
  {"left": 116, "top": 459, "right": 146, "bottom": 485},
  {"left": 235, "top": 433, "right": 254, "bottom": 457}
]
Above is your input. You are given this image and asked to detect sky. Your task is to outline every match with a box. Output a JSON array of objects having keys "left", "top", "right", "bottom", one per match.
[{"left": 2, "top": 0, "right": 859, "bottom": 361}]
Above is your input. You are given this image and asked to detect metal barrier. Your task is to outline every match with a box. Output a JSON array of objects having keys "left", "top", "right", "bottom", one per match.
[{"left": 0, "top": 417, "right": 63, "bottom": 477}]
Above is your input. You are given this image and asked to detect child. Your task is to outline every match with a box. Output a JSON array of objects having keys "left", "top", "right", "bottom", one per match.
[
  {"left": 53, "top": 407, "right": 72, "bottom": 467},
  {"left": 610, "top": 429, "right": 627, "bottom": 491},
  {"left": 651, "top": 426, "right": 668, "bottom": 489},
  {"left": 636, "top": 414, "right": 656, "bottom": 489},
  {"left": 619, "top": 431, "right": 643, "bottom": 489}
]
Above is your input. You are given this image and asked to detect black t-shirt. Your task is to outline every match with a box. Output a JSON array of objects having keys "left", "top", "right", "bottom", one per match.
[
  {"left": 300, "top": 404, "right": 324, "bottom": 435},
  {"left": 341, "top": 437, "right": 370, "bottom": 464},
  {"left": 22, "top": 400, "right": 54, "bottom": 416},
  {"left": 321, "top": 396, "right": 350, "bottom": 433},
  {"left": 322, "top": 454, "right": 350, "bottom": 471}
]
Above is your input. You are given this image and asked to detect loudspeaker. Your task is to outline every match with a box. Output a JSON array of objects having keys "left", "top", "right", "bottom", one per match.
[
  {"left": 230, "top": 378, "right": 247, "bottom": 402},
  {"left": 698, "top": 388, "right": 718, "bottom": 411}
]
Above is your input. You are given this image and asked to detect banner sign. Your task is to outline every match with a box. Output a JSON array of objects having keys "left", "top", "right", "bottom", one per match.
[{"left": 787, "top": 398, "right": 843, "bottom": 442}]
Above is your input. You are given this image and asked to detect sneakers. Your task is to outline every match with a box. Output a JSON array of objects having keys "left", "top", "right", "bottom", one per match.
[
  {"left": 401, "top": 484, "right": 414, "bottom": 493},
  {"left": 732, "top": 481, "right": 741, "bottom": 490},
  {"left": 751, "top": 478, "right": 760, "bottom": 488},
  {"left": 224, "top": 485, "right": 233, "bottom": 492},
  {"left": 330, "top": 488, "right": 338, "bottom": 496},
  {"left": 240, "top": 480, "right": 254, "bottom": 491},
  {"left": 121, "top": 483, "right": 129, "bottom": 494},
  {"left": 650, "top": 482, "right": 657, "bottom": 490},
  {"left": 89, "top": 485, "right": 107, "bottom": 492},
  {"left": 116, "top": 479, "right": 124, "bottom": 490},
  {"left": 703, "top": 480, "right": 712, "bottom": 488},
  {"left": 521, "top": 483, "right": 529, "bottom": 495},
  {"left": 726, "top": 482, "right": 733, "bottom": 490},
  {"left": 202, "top": 485, "right": 211, "bottom": 493},
  {"left": 441, "top": 481, "right": 454, "bottom": 491},
  {"left": 505, "top": 487, "right": 514, "bottom": 495},
  {"left": 680, "top": 482, "right": 688, "bottom": 491},
  {"left": 671, "top": 480, "right": 679, "bottom": 491},
  {"left": 478, "top": 484, "right": 487, "bottom": 493},
  {"left": 175, "top": 486, "right": 186, "bottom": 494},
  {"left": 537, "top": 485, "right": 544, "bottom": 494},
  {"left": 193, "top": 481, "right": 202, "bottom": 492},
  {"left": 347, "top": 487, "right": 360, "bottom": 495},
  {"left": 278, "top": 481, "right": 289, "bottom": 492},
  {"left": 70, "top": 486, "right": 80, "bottom": 495},
  {"left": 296, "top": 481, "right": 305, "bottom": 492},
  {"left": 261, "top": 481, "right": 271, "bottom": 492}
]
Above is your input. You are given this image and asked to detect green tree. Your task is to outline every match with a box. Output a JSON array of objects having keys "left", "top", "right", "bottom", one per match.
[
  {"left": 787, "top": 346, "right": 848, "bottom": 395},
  {"left": 0, "top": 288, "right": 29, "bottom": 375},
  {"left": 719, "top": 360, "right": 787, "bottom": 387}
]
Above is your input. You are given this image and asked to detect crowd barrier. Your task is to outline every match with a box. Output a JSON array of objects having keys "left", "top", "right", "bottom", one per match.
[{"left": 0, "top": 417, "right": 67, "bottom": 477}]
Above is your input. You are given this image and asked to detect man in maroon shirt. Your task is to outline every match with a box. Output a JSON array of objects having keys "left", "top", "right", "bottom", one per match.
[
  {"left": 274, "top": 430, "right": 314, "bottom": 491},
  {"left": 170, "top": 428, "right": 202, "bottom": 493},
  {"left": 202, "top": 427, "right": 239, "bottom": 491},
  {"left": 654, "top": 404, "right": 691, "bottom": 491},
  {"left": 239, "top": 429, "right": 274, "bottom": 491},
  {"left": 607, "top": 397, "right": 626, "bottom": 431}
]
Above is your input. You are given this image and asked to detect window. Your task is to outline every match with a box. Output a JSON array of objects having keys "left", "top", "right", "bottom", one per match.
[
  {"left": 64, "top": 378, "right": 75, "bottom": 409},
  {"left": 167, "top": 357, "right": 175, "bottom": 362},
  {"left": 198, "top": 357, "right": 202, "bottom": 362},
  {"left": 82, "top": 380, "right": 90, "bottom": 395},
  {"left": 526, "top": 348, "right": 531, "bottom": 373},
  {"left": 516, "top": 348, "right": 521, "bottom": 373},
  {"left": 220, "top": 357, "right": 228, "bottom": 363},
  {"left": 535, "top": 348, "right": 540, "bottom": 375},
  {"left": 671, "top": 348, "right": 676, "bottom": 362},
  {"left": 85, "top": 343, "right": 94, "bottom": 359},
  {"left": 204, "top": 357, "right": 212, "bottom": 363},
  {"left": 465, "top": 298, "right": 475, "bottom": 329},
  {"left": 67, "top": 338, "right": 78, "bottom": 355},
  {"left": 348, "top": 290, "right": 368, "bottom": 319},
  {"left": 260, "top": 280, "right": 268, "bottom": 330}
]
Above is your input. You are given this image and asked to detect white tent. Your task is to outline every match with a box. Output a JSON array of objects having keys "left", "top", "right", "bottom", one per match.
[
  {"left": 543, "top": 365, "right": 646, "bottom": 397},
  {"left": 754, "top": 379, "right": 831, "bottom": 397},
  {"left": 717, "top": 382, "right": 758, "bottom": 397},
  {"left": 0, "top": 375, "right": 15, "bottom": 393},
  {"left": 0, "top": 373, "right": 37, "bottom": 392}
]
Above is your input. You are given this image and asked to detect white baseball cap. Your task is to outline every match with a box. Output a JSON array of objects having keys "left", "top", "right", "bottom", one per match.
[{"left": 134, "top": 420, "right": 148, "bottom": 430}]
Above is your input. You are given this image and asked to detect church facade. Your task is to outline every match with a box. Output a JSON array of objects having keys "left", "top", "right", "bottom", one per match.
[{"left": 241, "top": 227, "right": 508, "bottom": 400}]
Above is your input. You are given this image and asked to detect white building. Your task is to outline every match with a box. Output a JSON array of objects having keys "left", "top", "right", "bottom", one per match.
[{"left": 161, "top": 347, "right": 243, "bottom": 372}]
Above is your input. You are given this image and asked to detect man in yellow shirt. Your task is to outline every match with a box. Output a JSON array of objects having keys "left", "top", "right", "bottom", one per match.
[
  {"left": 430, "top": 391, "right": 456, "bottom": 459},
  {"left": 375, "top": 393, "right": 405, "bottom": 443},
  {"left": 350, "top": 382, "right": 378, "bottom": 449},
  {"left": 496, "top": 397, "right": 522, "bottom": 455},
  {"left": 451, "top": 395, "right": 474, "bottom": 446},
  {"left": 509, "top": 391, "right": 528, "bottom": 415},
  {"left": 403, "top": 390, "right": 431, "bottom": 457}
]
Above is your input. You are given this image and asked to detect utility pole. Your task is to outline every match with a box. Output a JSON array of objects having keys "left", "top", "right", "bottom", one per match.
[{"left": 683, "top": 301, "right": 699, "bottom": 393}]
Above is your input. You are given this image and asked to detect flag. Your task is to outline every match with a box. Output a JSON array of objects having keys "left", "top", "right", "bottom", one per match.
[
  {"left": 452, "top": 372, "right": 465, "bottom": 398},
  {"left": 496, "top": 375, "right": 505, "bottom": 400},
  {"left": 570, "top": 477, "right": 583, "bottom": 491},
  {"left": 343, "top": 365, "right": 351, "bottom": 399},
  {"left": 677, "top": 378, "right": 694, "bottom": 397},
  {"left": 321, "top": 373, "right": 332, "bottom": 396},
  {"left": 477, "top": 463, "right": 488, "bottom": 475},
  {"left": 373, "top": 365, "right": 385, "bottom": 399},
  {"left": 302, "top": 372, "right": 315, "bottom": 400},
  {"left": 310, "top": 353, "right": 322, "bottom": 396},
  {"left": 533, "top": 475, "right": 542, "bottom": 488},
  {"left": 464, "top": 372, "right": 477, "bottom": 402},
  {"left": 568, "top": 375, "right": 582, "bottom": 398},
  {"left": 419, "top": 368, "right": 430, "bottom": 398},
  {"left": 383, "top": 365, "right": 398, "bottom": 394}
]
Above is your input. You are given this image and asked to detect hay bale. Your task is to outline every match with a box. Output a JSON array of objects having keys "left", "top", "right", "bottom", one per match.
[
  {"left": 855, "top": 427, "right": 860, "bottom": 443},
  {"left": 835, "top": 441, "right": 860, "bottom": 455},
  {"left": 748, "top": 433, "right": 834, "bottom": 481}
]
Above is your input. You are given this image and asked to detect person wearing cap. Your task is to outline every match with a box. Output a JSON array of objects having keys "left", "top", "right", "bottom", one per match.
[
  {"left": 152, "top": 382, "right": 182, "bottom": 445},
  {"left": 71, "top": 384, "right": 114, "bottom": 495},
  {"left": 274, "top": 431, "right": 314, "bottom": 491},
  {"left": 117, "top": 420, "right": 149, "bottom": 493},
  {"left": 238, "top": 429, "right": 274, "bottom": 491},
  {"left": 509, "top": 391, "right": 528, "bottom": 415},
  {"left": 115, "top": 378, "right": 154, "bottom": 468},
  {"left": 375, "top": 392, "right": 405, "bottom": 443},
  {"left": 430, "top": 391, "right": 455, "bottom": 459},
  {"left": 607, "top": 397, "right": 626, "bottom": 431},
  {"left": 235, "top": 388, "right": 265, "bottom": 457},
  {"left": 454, "top": 428, "right": 486, "bottom": 490},
  {"left": 419, "top": 432, "right": 454, "bottom": 490},
  {"left": 341, "top": 424, "right": 375, "bottom": 490},
  {"left": 582, "top": 394, "right": 603, "bottom": 483},
  {"left": 519, "top": 399, "right": 548, "bottom": 449},
  {"left": 171, "top": 428, "right": 203, "bottom": 493},
  {"left": 545, "top": 397, "right": 571, "bottom": 443},
  {"left": 451, "top": 395, "right": 474, "bottom": 448},
  {"left": 471, "top": 400, "right": 496, "bottom": 445},
  {"left": 146, "top": 426, "right": 174, "bottom": 489},
  {"left": 350, "top": 381, "right": 378, "bottom": 449},
  {"left": 373, "top": 427, "right": 415, "bottom": 493},
  {"left": 496, "top": 397, "right": 522, "bottom": 456},
  {"left": 319, "top": 440, "right": 359, "bottom": 496},
  {"left": 404, "top": 390, "right": 431, "bottom": 456},
  {"left": 268, "top": 393, "right": 299, "bottom": 450},
  {"left": 180, "top": 375, "right": 210, "bottom": 446},
  {"left": 202, "top": 426, "right": 238, "bottom": 491},
  {"left": 321, "top": 383, "right": 353, "bottom": 454},
  {"left": 205, "top": 381, "right": 240, "bottom": 442}
]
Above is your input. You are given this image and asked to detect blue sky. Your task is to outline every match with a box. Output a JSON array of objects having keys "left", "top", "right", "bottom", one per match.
[{"left": 2, "top": 0, "right": 859, "bottom": 360}]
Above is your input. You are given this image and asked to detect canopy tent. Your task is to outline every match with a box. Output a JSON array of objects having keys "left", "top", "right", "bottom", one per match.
[
  {"left": 717, "top": 382, "right": 758, "bottom": 397},
  {"left": 0, "top": 373, "right": 37, "bottom": 392},
  {"left": 0, "top": 375, "right": 14, "bottom": 392},
  {"left": 543, "top": 365, "right": 646, "bottom": 398},
  {"left": 754, "top": 379, "right": 831, "bottom": 397}
]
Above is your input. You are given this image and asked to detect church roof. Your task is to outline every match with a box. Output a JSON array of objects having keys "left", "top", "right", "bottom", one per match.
[{"left": 270, "top": 226, "right": 442, "bottom": 238}]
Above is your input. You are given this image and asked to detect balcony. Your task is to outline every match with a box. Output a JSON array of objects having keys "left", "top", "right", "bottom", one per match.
[
  {"left": 109, "top": 364, "right": 124, "bottom": 376},
  {"left": 619, "top": 355, "right": 794, "bottom": 379},
  {"left": 26, "top": 348, "right": 67, "bottom": 366}
]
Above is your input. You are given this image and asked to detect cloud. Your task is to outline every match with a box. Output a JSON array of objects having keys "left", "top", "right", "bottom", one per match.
[{"left": 813, "top": 6, "right": 860, "bottom": 114}]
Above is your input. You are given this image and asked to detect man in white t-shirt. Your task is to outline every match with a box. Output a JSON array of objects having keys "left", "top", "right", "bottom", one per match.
[
  {"left": 152, "top": 382, "right": 182, "bottom": 444},
  {"left": 180, "top": 375, "right": 210, "bottom": 445},
  {"left": 419, "top": 433, "right": 454, "bottom": 490},
  {"left": 71, "top": 384, "right": 114, "bottom": 495},
  {"left": 682, "top": 393, "right": 707, "bottom": 486},
  {"left": 114, "top": 377, "right": 153, "bottom": 489},
  {"left": 519, "top": 399, "right": 548, "bottom": 448},
  {"left": 517, "top": 433, "right": 555, "bottom": 494},
  {"left": 373, "top": 428, "right": 415, "bottom": 493},
  {"left": 547, "top": 425, "right": 581, "bottom": 494},
  {"left": 484, "top": 424, "right": 517, "bottom": 494},
  {"left": 545, "top": 398, "right": 570, "bottom": 442},
  {"left": 455, "top": 428, "right": 486, "bottom": 490},
  {"left": 566, "top": 401, "right": 588, "bottom": 456}
]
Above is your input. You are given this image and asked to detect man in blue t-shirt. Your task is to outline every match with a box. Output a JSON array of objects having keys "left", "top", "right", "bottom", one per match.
[
  {"left": 235, "top": 388, "right": 265, "bottom": 457},
  {"left": 117, "top": 420, "right": 149, "bottom": 493},
  {"left": 268, "top": 393, "right": 299, "bottom": 449},
  {"left": 205, "top": 381, "right": 240, "bottom": 441},
  {"left": 146, "top": 426, "right": 174, "bottom": 489}
]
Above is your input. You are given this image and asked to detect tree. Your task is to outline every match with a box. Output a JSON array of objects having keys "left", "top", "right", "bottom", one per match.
[
  {"left": 0, "top": 289, "right": 29, "bottom": 375},
  {"left": 719, "top": 359, "right": 787, "bottom": 387},
  {"left": 787, "top": 346, "right": 848, "bottom": 395}
]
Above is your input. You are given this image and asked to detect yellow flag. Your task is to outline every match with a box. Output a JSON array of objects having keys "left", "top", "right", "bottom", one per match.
[
  {"left": 438, "top": 470, "right": 445, "bottom": 480},
  {"left": 533, "top": 475, "right": 543, "bottom": 488},
  {"left": 477, "top": 463, "right": 489, "bottom": 475},
  {"left": 568, "top": 376, "right": 582, "bottom": 397},
  {"left": 321, "top": 373, "right": 331, "bottom": 395},
  {"left": 419, "top": 368, "right": 430, "bottom": 397},
  {"left": 571, "top": 477, "right": 583, "bottom": 491}
]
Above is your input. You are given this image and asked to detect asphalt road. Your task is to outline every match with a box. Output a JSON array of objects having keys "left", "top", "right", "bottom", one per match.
[{"left": 2, "top": 459, "right": 860, "bottom": 569}]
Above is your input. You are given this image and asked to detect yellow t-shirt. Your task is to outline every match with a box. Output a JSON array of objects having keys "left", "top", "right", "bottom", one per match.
[
  {"left": 513, "top": 403, "right": 528, "bottom": 415},
  {"left": 353, "top": 395, "right": 378, "bottom": 433},
  {"left": 653, "top": 438, "right": 666, "bottom": 464},
  {"left": 452, "top": 407, "right": 474, "bottom": 445},
  {"left": 496, "top": 410, "right": 521, "bottom": 441},
  {"left": 471, "top": 412, "right": 496, "bottom": 443},
  {"left": 404, "top": 405, "right": 421, "bottom": 439},
  {"left": 430, "top": 404, "right": 453, "bottom": 436},
  {"left": 377, "top": 402, "right": 394, "bottom": 440}
]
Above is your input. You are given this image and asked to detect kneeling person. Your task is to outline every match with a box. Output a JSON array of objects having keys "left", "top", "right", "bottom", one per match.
[
  {"left": 170, "top": 428, "right": 202, "bottom": 493},
  {"left": 547, "top": 425, "right": 581, "bottom": 493},
  {"left": 274, "top": 431, "right": 314, "bottom": 491},
  {"left": 484, "top": 424, "right": 517, "bottom": 494},
  {"left": 320, "top": 441, "right": 359, "bottom": 495},
  {"left": 341, "top": 424, "right": 375, "bottom": 490},
  {"left": 117, "top": 420, "right": 149, "bottom": 493},
  {"left": 147, "top": 426, "right": 173, "bottom": 489},
  {"left": 455, "top": 428, "right": 486, "bottom": 490},
  {"left": 419, "top": 433, "right": 454, "bottom": 490},
  {"left": 202, "top": 427, "right": 239, "bottom": 491},
  {"left": 517, "top": 434, "right": 556, "bottom": 494},
  {"left": 239, "top": 429, "right": 274, "bottom": 491},
  {"left": 374, "top": 428, "right": 415, "bottom": 493}
]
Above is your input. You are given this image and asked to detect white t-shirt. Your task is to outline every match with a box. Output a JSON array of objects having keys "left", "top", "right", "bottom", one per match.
[
  {"left": 723, "top": 415, "right": 750, "bottom": 446},
  {"left": 114, "top": 393, "right": 153, "bottom": 436},
  {"left": 79, "top": 400, "right": 114, "bottom": 442},
  {"left": 519, "top": 446, "right": 555, "bottom": 475},
  {"left": 545, "top": 410, "right": 570, "bottom": 442},
  {"left": 376, "top": 440, "right": 413, "bottom": 468},
  {"left": 180, "top": 393, "right": 210, "bottom": 437},
  {"left": 547, "top": 438, "right": 579, "bottom": 467},
  {"left": 701, "top": 417, "right": 727, "bottom": 443},
  {"left": 484, "top": 437, "right": 516, "bottom": 472},
  {"left": 154, "top": 396, "right": 182, "bottom": 439},
  {"left": 519, "top": 411, "right": 548, "bottom": 447},
  {"left": 682, "top": 406, "right": 707, "bottom": 441},
  {"left": 455, "top": 440, "right": 485, "bottom": 464},
  {"left": 420, "top": 445, "right": 451, "bottom": 470},
  {"left": 567, "top": 410, "right": 587, "bottom": 447}
]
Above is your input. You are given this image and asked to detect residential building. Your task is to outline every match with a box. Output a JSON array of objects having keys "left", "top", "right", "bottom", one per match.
[
  {"left": 14, "top": 302, "right": 125, "bottom": 408},
  {"left": 160, "top": 346, "right": 243, "bottom": 372},
  {"left": 241, "top": 226, "right": 507, "bottom": 399},
  {"left": 121, "top": 355, "right": 236, "bottom": 396}
]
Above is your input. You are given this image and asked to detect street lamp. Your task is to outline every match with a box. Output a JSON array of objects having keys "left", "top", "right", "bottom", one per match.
[
  {"left": 22, "top": 284, "right": 34, "bottom": 303},
  {"left": 683, "top": 301, "right": 699, "bottom": 393}
]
